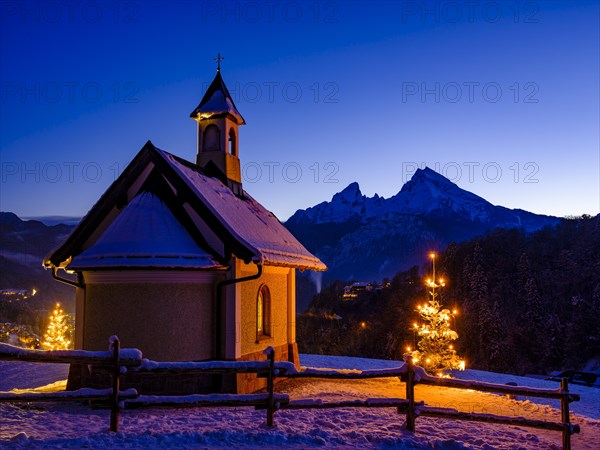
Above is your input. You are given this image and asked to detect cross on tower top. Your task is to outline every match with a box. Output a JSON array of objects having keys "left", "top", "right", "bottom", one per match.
[{"left": 214, "top": 53, "right": 224, "bottom": 71}]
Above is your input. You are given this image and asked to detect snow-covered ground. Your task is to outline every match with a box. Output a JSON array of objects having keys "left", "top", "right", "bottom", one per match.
[{"left": 1, "top": 355, "right": 599, "bottom": 449}]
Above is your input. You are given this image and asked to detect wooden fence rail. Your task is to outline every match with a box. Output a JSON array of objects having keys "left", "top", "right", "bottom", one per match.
[
  {"left": 0, "top": 339, "right": 582, "bottom": 449},
  {"left": 0, "top": 341, "right": 142, "bottom": 366}
]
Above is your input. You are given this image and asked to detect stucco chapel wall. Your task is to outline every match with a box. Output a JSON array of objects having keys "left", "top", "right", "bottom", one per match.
[
  {"left": 83, "top": 282, "right": 214, "bottom": 361},
  {"left": 239, "top": 265, "right": 290, "bottom": 356}
]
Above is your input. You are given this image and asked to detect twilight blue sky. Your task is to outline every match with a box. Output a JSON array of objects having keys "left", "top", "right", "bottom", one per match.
[{"left": 1, "top": 0, "right": 599, "bottom": 220}]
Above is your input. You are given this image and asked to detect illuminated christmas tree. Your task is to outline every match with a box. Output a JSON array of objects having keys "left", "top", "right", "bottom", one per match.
[
  {"left": 410, "top": 252, "right": 465, "bottom": 375},
  {"left": 42, "top": 303, "right": 73, "bottom": 350}
]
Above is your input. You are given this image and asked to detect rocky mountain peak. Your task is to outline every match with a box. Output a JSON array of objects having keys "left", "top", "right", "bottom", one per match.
[
  {"left": 331, "top": 182, "right": 363, "bottom": 206},
  {"left": 398, "top": 167, "right": 467, "bottom": 198}
]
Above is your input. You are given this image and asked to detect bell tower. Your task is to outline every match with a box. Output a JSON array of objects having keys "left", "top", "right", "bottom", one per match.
[{"left": 190, "top": 54, "right": 245, "bottom": 193}]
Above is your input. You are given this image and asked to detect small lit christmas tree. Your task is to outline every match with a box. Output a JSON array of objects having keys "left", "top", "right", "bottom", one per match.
[
  {"left": 42, "top": 303, "right": 72, "bottom": 350},
  {"left": 410, "top": 252, "right": 465, "bottom": 375}
]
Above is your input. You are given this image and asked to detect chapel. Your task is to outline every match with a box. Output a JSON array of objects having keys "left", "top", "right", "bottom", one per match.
[{"left": 44, "top": 64, "right": 326, "bottom": 394}]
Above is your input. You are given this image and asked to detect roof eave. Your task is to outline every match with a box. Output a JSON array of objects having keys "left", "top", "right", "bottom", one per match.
[{"left": 68, "top": 264, "right": 229, "bottom": 271}]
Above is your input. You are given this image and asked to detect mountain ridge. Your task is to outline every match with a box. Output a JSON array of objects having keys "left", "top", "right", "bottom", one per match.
[
  {"left": 286, "top": 167, "right": 562, "bottom": 286},
  {"left": 288, "top": 167, "right": 558, "bottom": 229}
]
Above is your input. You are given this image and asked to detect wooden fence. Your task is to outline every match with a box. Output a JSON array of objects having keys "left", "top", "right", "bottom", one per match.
[
  {"left": 274, "top": 355, "right": 581, "bottom": 450},
  {"left": 0, "top": 339, "right": 286, "bottom": 431},
  {"left": 0, "top": 339, "right": 582, "bottom": 449},
  {"left": 0, "top": 338, "right": 140, "bottom": 431}
]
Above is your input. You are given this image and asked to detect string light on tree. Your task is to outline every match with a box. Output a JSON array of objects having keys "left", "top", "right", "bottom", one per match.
[
  {"left": 42, "top": 302, "right": 73, "bottom": 350},
  {"left": 411, "top": 252, "right": 465, "bottom": 375}
]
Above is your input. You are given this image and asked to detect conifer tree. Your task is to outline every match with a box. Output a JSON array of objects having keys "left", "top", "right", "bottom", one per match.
[
  {"left": 411, "top": 253, "right": 464, "bottom": 375},
  {"left": 42, "top": 303, "right": 72, "bottom": 350}
]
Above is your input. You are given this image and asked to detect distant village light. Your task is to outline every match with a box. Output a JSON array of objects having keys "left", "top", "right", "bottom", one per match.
[{"left": 341, "top": 281, "right": 387, "bottom": 300}]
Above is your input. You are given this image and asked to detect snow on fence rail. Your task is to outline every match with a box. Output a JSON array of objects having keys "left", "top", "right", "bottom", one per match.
[
  {"left": 0, "top": 339, "right": 582, "bottom": 449},
  {"left": 0, "top": 341, "right": 142, "bottom": 366}
]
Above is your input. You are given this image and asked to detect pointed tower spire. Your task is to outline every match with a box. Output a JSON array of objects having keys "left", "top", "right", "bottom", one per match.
[
  {"left": 190, "top": 60, "right": 245, "bottom": 194},
  {"left": 189, "top": 64, "right": 245, "bottom": 124}
]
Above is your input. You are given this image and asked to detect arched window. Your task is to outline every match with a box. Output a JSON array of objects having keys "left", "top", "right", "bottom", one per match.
[
  {"left": 257, "top": 284, "right": 271, "bottom": 338},
  {"left": 228, "top": 128, "right": 237, "bottom": 156},
  {"left": 203, "top": 124, "right": 220, "bottom": 151}
]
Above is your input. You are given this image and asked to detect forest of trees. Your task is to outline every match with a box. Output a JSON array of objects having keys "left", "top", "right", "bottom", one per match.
[{"left": 297, "top": 215, "right": 600, "bottom": 375}]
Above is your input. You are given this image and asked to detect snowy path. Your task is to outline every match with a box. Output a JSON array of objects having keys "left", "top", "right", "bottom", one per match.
[{"left": 1, "top": 355, "right": 599, "bottom": 448}]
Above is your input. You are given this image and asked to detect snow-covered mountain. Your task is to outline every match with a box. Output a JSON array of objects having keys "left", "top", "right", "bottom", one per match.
[
  {"left": 288, "top": 167, "right": 557, "bottom": 229},
  {"left": 286, "top": 168, "right": 561, "bottom": 283}
]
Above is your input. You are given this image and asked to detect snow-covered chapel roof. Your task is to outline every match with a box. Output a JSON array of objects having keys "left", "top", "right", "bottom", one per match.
[
  {"left": 44, "top": 141, "right": 326, "bottom": 272},
  {"left": 68, "top": 191, "right": 223, "bottom": 270}
]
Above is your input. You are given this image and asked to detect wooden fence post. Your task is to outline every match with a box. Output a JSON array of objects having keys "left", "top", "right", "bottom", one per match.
[
  {"left": 404, "top": 355, "right": 416, "bottom": 432},
  {"left": 266, "top": 348, "right": 275, "bottom": 427},
  {"left": 560, "top": 377, "right": 571, "bottom": 450},
  {"left": 110, "top": 337, "right": 121, "bottom": 433}
]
